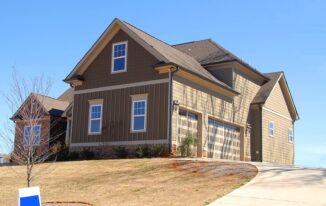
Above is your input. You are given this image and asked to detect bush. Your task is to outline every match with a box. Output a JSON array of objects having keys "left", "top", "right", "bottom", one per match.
[
  {"left": 134, "top": 147, "right": 144, "bottom": 158},
  {"left": 81, "top": 149, "right": 95, "bottom": 160},
  {"left": 68, "top": 151, "right": 80, "bottom": 161},
  {"left": 152, "top": 144, "right": 165, "bottom": 157},
  {"left": 142, "top": 147, "right": 153, "bottom": 158},
  {"left": 178, "top": 134, "right": 197, "bottom": 157},
  {"left": 113, "top": 146, "right": 129, "bottom": 158}
]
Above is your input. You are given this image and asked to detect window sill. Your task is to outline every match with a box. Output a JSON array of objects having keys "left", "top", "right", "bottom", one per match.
[{"left": 111, "top": 69, "right": 127, "bottom": 74}]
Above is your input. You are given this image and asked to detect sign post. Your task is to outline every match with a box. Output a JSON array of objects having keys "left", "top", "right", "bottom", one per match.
[{"left": 18, "top": 186, "right": 41, "bottom": 206}]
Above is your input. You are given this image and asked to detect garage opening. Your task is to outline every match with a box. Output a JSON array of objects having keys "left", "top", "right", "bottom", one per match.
[{"left": 207, "top": 118, "right": 240, "bottom": 160}]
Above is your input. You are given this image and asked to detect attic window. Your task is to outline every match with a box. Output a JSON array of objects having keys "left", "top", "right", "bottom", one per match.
[{"left": 111, "top": 41, "right": 128, "bottom": 73}]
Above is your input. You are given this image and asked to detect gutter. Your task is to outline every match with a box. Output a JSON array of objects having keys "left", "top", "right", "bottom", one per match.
[{"left": 168, "top": 66, "right": 179, "bottom": 155}]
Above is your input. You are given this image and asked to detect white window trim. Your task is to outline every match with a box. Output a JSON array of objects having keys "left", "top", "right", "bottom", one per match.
[
  {"left": 23, "top": 124, "right": 41, "bottom": 145},
  {"left": 88, "top": 104, "right": 103, "bottom": 135},
  {"left": 111, "top": 41, "right": 128, "bottom": 74},
  {"left": 269, "top": 121, "right": 274, "bottom": 137},
  {"left": 288, "top": 128, "right": 294, "bottom": 143},
  {"left": 131, "top": 99, "right": 147, "bottom": 133}
]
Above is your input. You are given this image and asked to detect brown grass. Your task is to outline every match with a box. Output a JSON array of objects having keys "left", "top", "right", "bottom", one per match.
[{"left": 0, "top": 159, "right": 257, "bottom": 206}]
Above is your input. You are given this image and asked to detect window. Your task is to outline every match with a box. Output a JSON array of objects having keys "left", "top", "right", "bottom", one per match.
[
  {"left": 31, "top": 101, "right": 36, "bottom": 114},
  {"left": 88, "top": 104, "right": 102, "bottom": 134},
  {"left": 288, "top": 128, "right": 293, "bottom": 143},
  {"left": 131, "top": 99, "right": 147, "bottom": 132},
  {"left": 269, "top": 121, "right": 274, "bottom": 137},
  {"left": 23, "top": 125, "right": 41, "bottom": 145},
  {"left": 111, "top": 41, "right": 127, "bottom": 73}
]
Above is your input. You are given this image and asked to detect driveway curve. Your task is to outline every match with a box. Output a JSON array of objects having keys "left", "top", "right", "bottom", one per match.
[{"left": 209, "top": 162, "right": 326, "bottom": 206}]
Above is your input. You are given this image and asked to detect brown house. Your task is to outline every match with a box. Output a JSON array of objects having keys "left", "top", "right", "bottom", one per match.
[
  {"left": 13, "top": 18, "right": 299, "bottom": 165},
  {"left": 12, "top": 92, "right": 72, "bottom": 153}
]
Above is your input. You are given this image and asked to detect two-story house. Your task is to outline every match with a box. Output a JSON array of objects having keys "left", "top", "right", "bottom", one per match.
[{"left": 13, "top": 18, "right": 298, "bottom": 164}]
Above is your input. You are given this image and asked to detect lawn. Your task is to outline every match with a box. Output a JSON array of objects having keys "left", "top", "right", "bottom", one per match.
[{"left": 0, "top": 159, "right": 257, "bottom": 206}]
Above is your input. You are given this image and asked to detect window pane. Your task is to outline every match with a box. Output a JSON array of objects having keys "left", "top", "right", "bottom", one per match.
[
  {"left": 91, "top": 106, "right": 101, "bottom": 119},
  {"left": 134, "top": 101, "right": 145, "bottom": 115},
  {"left": 134, "top": 116, "right": 145, "bottom": 130},
  {"left": 114, "top": 58, "right": 125, "bottom": 71},
  {"left": 91, "top": 119, "right": 101, "bottom": 133}
]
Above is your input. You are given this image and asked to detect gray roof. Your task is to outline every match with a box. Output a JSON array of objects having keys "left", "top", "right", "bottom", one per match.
[
  {"left": 251, "top": 72, "right": 283, "bottom": 104},
  {"left": 173, "top": 39, "right": 267, "bottom": 80},
  {"left": 120, "top": 20, "right": 232, "bottom": 89}
]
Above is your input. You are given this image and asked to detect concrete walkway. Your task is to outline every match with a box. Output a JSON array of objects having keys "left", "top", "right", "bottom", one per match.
[{"left": 209, "top": 162, "right": 326, "bottom": 206}]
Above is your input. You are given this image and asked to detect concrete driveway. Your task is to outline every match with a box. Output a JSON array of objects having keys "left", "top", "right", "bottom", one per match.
[{"left": 209, "top": 162, "right": 326, "bottom": 206}]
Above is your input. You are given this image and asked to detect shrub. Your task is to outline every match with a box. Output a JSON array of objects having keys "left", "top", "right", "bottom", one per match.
[
  {"left": 81, "top": 149, "right": 95, "bottom": 160},
  {"left": 178, "top": 134, "right": 197, "bottom": 157},
  {"left": 152, "top": 144, "right": 165, "bottom": 157},
  {"left": 68, "top": 151, "right": 80, "bottom": 161},
  {"left": 113, "top": 146, "right": 129, "bottom": 158},
  {"left": 134, "top": 147, "right": 144, "bottom": 158},
  {"left": 142, "top": 146, "right": 153, "bottom": 158}
]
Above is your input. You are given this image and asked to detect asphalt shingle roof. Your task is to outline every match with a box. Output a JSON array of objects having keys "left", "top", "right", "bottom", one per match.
[
  {"left": 120, "top": 20, "right": 232, "bottom": 89},
  {"left": 251, "top": 72, "right": 283, "bottom": 104}
]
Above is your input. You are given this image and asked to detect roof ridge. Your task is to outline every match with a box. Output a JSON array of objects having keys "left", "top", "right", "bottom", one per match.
[
  {"left": 172, "top": 38, "right": 211, "bottom": 47},
  {"left": 121, "top": 20, "right": 173, "bottom": 49},
  {"left": 33, "top": 93, "right": 69, "bottom": 102}
]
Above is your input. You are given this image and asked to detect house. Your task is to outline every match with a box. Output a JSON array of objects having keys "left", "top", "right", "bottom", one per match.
[
  {"left": 0, "top": 154, "right": 10, "bottom": 165},
  {"left": 62, "top": 18, "right": 298, "bottom": 164},
  {"left": 11, "top": 90, "right": 73, "bottom": 153}
]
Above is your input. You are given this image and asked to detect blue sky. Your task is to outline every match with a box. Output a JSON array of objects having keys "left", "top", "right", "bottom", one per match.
[{"left": 1, "top": 0, "right": 325, "bottom": 167}]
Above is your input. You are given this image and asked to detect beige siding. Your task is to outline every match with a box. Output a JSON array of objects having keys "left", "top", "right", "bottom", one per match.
[
  {"left": 233, "top": 70, "right": 261, "bottom": 160},
  {"left": 172, "top": 70, "right": 261, "bottom": 160},
  {"left": 262, "top": 82, "right": 294, "bottom": 164},
  {"left": 262, "top": 110, "right": 294, "bottom": 164},
  {"left": 265, "top": 82, "right": 292, "bottom": 118},
  {"left": 71, "top": 83, "right": 168, "bottom": 143}
]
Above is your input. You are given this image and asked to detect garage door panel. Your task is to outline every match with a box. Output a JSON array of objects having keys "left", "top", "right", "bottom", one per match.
[{"left": 208, "top": 118, "right": 240, "bottom": 160}]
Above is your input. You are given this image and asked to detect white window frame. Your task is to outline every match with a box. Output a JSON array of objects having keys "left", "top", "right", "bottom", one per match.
[
  {"left": 269, "top": 121, "right": 274, "bottom": 137},
  {"left": 23, "top": 124, "right": 41, "bottom": 145},
  {"left": 288, "top": 128, "right": 294, "bottom": 143},
  {"left": 111, "top": 41, "right": 128, "bottom": 74},
  {"left": 131, "top": 99, "right": 147, "bottom": 133},
  {"left": 88, "top": 104, "right": 103, "bottom": 135}
]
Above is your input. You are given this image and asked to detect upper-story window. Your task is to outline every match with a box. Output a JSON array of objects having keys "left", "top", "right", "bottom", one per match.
[
  {"left": 269, "top": 121, "right": 274, "bottom": 137},
  {"left": 23, "top": 125, "right": 41, "bottom": 145},
  {"left": 111, "top": 41, "right": 128, "bottom": 73},
  {"left": 288, "top": 128, "right": 293, "bottom": 143}
]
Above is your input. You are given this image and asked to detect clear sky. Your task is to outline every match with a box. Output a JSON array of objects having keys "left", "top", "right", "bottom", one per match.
[{"left": 1, "top": 0, "right": 325, "bottom": 167}]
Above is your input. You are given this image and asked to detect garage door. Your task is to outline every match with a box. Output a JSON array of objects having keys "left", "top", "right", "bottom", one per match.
[
  {"left": 207, "top": 118, "right": 240, "bottom": 160},
  {"left": 178, "top": 109, "right": 198, "bottom": 155}
]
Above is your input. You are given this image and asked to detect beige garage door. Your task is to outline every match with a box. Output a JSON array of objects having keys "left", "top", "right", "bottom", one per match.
[
  {"left": 207, "top": 118, "right": 240, "bottom": 160},
  {"left": 178, "top": 109, "right": 198, "bottom": 155}
]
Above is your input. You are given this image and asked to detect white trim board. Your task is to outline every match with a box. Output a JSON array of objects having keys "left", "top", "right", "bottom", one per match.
[
  {"left": 70, "top": 139, "right": 168, "bottom": 147},
  {"left": 74, "top": 79, "right": 169, "bottom": 94},
  {"left": 262, "top": 106, "right": 293, "bottom": 121}
]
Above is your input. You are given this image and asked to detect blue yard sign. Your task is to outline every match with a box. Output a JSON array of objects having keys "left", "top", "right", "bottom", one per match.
[{"left": 19, "top": 186, "right": 41, "bottom": 206}]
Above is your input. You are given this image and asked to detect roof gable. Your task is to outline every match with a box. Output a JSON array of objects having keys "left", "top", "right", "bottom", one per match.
[
  {"left": 252, "top": 72, "right": 299, "bottom": 120},
  {"left": 64, "top": 18, "right": 235, "bottom": 94}
]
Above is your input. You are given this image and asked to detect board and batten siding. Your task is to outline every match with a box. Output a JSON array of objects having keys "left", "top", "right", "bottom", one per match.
[
  {"left": 75, "top": 29, "right": 167, "bottom": 91},
  {"left": 262, "top": 82, "right": 294, "bottom": 164},
  {"left": 71, "top": 83, "right": 168, "bottom": 143}
]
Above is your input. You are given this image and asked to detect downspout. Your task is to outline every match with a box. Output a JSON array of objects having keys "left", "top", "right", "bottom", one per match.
[
  {"left": 168, "top": 66, "right": 179, "bottom": 155},
  {"left": 259, "top": 104, "right": 263, "bottom": 162}
]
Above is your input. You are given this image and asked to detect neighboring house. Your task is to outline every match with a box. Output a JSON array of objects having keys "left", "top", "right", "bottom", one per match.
[
  {"left": 62, "top": 18, "right": 298, "bottom": 164},
  {"left": 11, "top": 91, "right": 72, "bottom": 153}
]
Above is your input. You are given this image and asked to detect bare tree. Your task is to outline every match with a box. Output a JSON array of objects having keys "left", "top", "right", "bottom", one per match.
[{"left": 0, "top": 70, "right": 64, "bottom": 187}]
